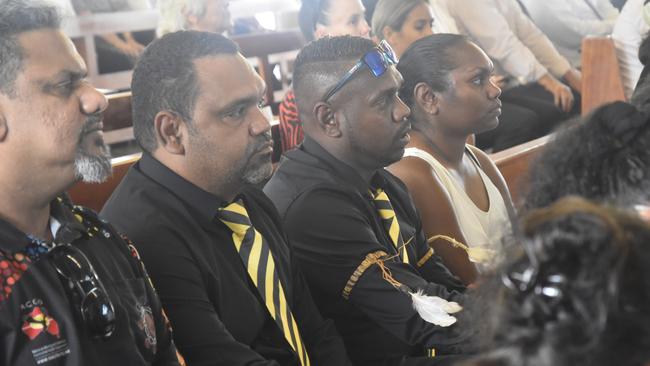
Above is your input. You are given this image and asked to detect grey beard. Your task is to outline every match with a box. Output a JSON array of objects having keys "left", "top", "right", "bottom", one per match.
[
  {"left": 242, "top": 163, "right": 272, "bottom": 185},
  {"left": 74, "top": 145, "right": 113, "bottom": 183}
]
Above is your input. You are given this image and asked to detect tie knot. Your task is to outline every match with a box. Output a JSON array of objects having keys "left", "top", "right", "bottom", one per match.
[{"left": 217, "top": 199, "right": 252, "bottom": 236}]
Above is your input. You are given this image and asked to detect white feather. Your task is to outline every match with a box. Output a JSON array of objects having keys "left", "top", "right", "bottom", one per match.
[{"left": 410, "top": 290, "right": 462, "bottom": 327}]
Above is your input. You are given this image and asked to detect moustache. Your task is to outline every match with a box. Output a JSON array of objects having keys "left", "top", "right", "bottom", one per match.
[
  {"left": 397, "top": 122, "right": 412, "bottom": 137},
  {"left": 251, "top": 130, "right": 274, "bottom": 154},
  {"left": 80, "top": 114, "right": 104, "bottom": 136}
]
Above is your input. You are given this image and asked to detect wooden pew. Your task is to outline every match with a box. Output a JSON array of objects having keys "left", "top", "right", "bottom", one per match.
[
  {"left": 104, "top": 92, "right": 134, "bottom": 144},
  {"left": 69, "top": 133, "right": 552, "bottom": 214},
  {"left": 489, "top": 134, "right": 551, "bottom": 206},
  {"left": 581, "top": 36, "right": 627, "bottom": 116},
  {"left": 68, "top": 153, "right": 141, "bottom": 212}
]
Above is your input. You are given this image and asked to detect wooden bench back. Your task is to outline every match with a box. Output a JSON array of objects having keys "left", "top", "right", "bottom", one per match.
[
  {"left": 581, "top": 36, "right": 627, "bottom": 115},
  {"left": 70, "top": 133, "right": 551, "bottom": 213},
  {"left": 489, "top": 135, "right": 551, "bottom": 206}
]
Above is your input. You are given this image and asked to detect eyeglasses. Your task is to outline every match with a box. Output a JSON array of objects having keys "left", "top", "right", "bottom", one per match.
[
  {"left": 50, "top": 244, "right": 116, "bottom": 339},
  {"left": 321, "top": 40, "right": 399, "bottom": 102}
]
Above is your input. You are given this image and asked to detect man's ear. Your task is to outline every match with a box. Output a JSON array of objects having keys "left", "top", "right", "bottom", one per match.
[
  {"left": 414, "top": 82, "right": 440, "bottom": 115},
  {"left": 154, "top": 111, "right": 186, "bottom": 155},
  {"left": 314, "top": 102, "right": 342, "bottom": 137}
]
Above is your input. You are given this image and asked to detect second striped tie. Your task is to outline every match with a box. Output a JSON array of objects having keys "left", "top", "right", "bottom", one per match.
[{"left": 217, "top": 199, "right": 311, "bottom": 366}]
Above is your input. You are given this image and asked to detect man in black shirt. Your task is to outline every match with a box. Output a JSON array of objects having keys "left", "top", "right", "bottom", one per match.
[
  {"left": 0, "top": 2, "right": 181, "bottom": 365},
  {"left": 264, "top": 36, "right": 469, "bottom": 365},
  {"left": 101, "top": 31, "right": 351, "bottom": 366}
]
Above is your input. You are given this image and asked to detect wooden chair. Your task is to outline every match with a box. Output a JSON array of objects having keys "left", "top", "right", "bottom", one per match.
[{"left": 581, "top": 36, "right": 627, "bottom": 116}]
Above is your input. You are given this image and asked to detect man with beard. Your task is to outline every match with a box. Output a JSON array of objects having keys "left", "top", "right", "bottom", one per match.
[
  {"left": 0, "top": 1, "right": 181, "bottom": 365},
  {"left": 101, "top": 31, "right": 352, "bottom": 366},
  {"left": 264, "top": 36, "right": 469, "bottom": 366}
]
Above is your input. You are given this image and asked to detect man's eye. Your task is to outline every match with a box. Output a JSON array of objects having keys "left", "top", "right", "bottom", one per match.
[
  {"left": 226, "top": 106, "right": 246, "bottom": 118},
  {"left": 57, "top": 80, "right": 73, "bottom": 90},
  {"left": 472, "top": 77, "right": 484, "bottom": 86}
]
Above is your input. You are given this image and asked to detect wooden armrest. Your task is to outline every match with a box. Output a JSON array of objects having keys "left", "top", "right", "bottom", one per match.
[{"left": 581, "top": 36, "right": 626, "bottom": 115}]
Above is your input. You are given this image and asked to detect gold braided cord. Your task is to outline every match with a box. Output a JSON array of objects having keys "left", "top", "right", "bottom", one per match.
[
  {"left": 427, "top": 234, "right": 469, "bottom": 252},
  {"left": 342, "top": 251, "right": 389, "bottom": 299},
  {"left": 416, "top": 248, "right": 434, "bottom": 268}
]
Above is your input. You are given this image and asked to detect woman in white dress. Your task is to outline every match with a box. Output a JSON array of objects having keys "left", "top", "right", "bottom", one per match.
[{"left": 388, "top": 34, "right": 515, "bottom": 285}]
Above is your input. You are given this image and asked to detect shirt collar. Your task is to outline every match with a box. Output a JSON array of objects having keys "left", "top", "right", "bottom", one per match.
[
  {"left": 300, "top": 136, "right": 388, "bottom": 196},
  {"left": 0, "top": 195, "right": 87, "bottom": 253},
  {"left": 138, "top": 153, "right": 226, "bottom": 224}
]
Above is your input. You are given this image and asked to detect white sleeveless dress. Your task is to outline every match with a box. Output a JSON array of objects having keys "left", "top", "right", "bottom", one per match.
[{"left": 403, "top": 147, "right": 512, "bottom": 270}]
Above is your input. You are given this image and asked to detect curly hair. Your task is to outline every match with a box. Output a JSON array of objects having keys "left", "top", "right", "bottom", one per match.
[
  {"left": 524, "top": 101, "right": 650, "bottom": 211},
  {"left": 462, "top": 197, "right": 650, "bottom": 366}
]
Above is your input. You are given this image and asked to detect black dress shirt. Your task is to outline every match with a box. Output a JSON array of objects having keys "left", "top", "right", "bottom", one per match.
[
  {"left": 101, "top": 153, "right": 351, "bottom": 366},
  {"left": 0, "top": 196, "right": 180, "bottom": 366},
  {"left": 264, "top": 138, "right": 468, "bottom": 366}
]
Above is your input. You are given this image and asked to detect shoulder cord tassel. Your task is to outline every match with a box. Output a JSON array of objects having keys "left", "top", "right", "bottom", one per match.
[
  {"left": 427, "top": 234, "right": 495, "bottom": 264},
  {"left": 372, "top": 247, "right": 462, "bottom": 327}
]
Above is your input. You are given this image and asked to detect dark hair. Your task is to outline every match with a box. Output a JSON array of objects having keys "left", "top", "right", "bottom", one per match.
[
  {"left": 131, "top": 31, "right": 239, "bottom": 153},
  {"left": 397, "top": 34, "right": 468, "bottom": 107},
  {"left": 524, "top": 101, "right": 650, "bottom": 211},
  {"left": 299, "top": 0, "right": 334, "bottom": 41},
  {"left": 0, "top": 0, "right": 60, "bottom": 97},
  {"left": 292, "top": 35, "right": 375, "bottom": 118},
  {"left": 462, "top": 197, "right": 650, "bottom": 366}
]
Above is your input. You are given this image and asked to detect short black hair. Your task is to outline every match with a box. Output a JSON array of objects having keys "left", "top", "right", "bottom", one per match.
[
  {"left": 524, "top": 101, "right": 650, "bottom": 210},
  {"left": 0, "top": 0, "right": 61, "bottom": 97},
  {"left": 299, "top": 0, "right": 334, "bottom": 41},
  {"left": 131, "top": 31, "right": 239, "bottom": 153},
  {"left": 397, "top": 33, "right": 468, "bottom": 107},
  {"left": 292, "top": 35, "right": 376, "bottom": 119}
]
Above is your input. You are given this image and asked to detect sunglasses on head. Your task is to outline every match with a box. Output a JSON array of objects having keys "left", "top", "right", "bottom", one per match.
[
  {"left": 321, "top": 40, "right": 398, "bottom": 102},
  {"left": 50, "top": 244, "right": 116, "bottom": 340}
]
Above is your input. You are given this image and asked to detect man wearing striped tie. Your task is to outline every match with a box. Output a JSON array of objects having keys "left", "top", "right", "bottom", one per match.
[
  {"left": 264, "top": 36, "right": 470, "bottom": 365},
  {"left": 101, "top": 31, "right": 352, "bottom": 366}
]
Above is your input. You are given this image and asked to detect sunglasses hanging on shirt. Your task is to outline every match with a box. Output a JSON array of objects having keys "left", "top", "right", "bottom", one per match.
[{"left": 50, "top": 244, "right": 116, "bottom": 340}]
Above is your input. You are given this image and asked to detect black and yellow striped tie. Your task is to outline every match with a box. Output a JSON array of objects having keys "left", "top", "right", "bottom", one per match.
[
  {"left": 217, "top": 199, "right": 311, "bottom": 366},
  {"left": 372, "top": 189, "right": 410, "bottom": 264}
]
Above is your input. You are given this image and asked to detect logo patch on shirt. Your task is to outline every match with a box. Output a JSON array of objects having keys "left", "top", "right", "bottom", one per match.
[
  {"left": 21, "top": 301, "right": 71, "bottom": 364},
  {"left": 21, "top": 306, "right": 60, "bottom": 340}
]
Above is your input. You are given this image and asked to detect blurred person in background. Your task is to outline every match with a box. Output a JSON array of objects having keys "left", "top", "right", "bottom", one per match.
[
  {"left": 519, "top": 0, "right": 619, "bottom": 67},
  {"left": 71, "top": 0, "right": 153, "bottom": 73},
  {"left": 613, "top": 0, "right": 650, "bottom": 99},
  {"left": 157, "top": 0, "right": 231, "bottom": 36}
]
